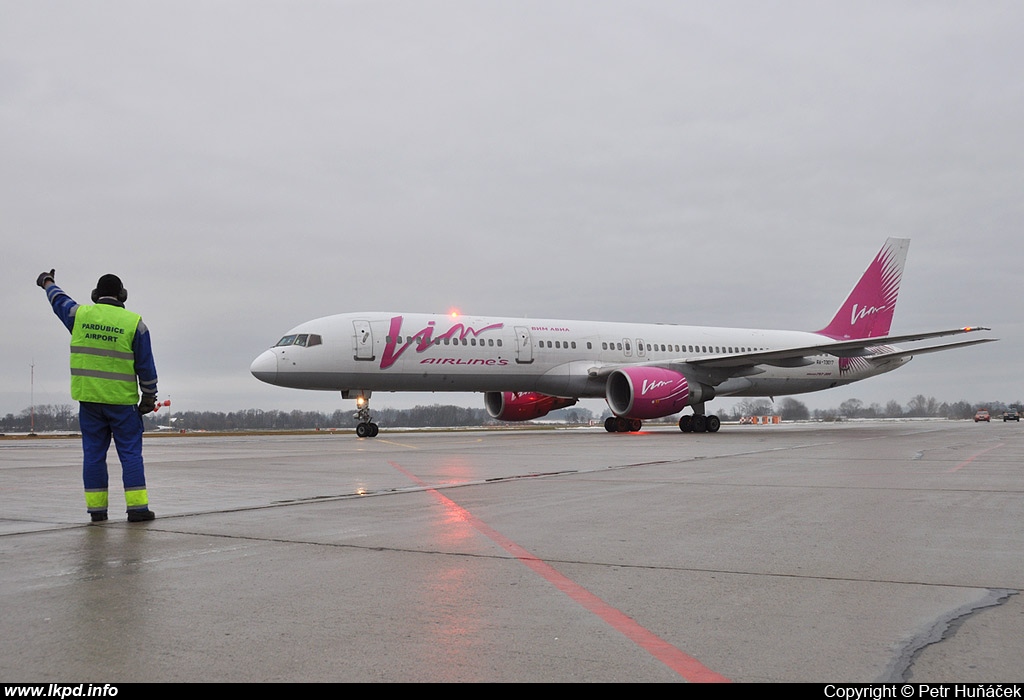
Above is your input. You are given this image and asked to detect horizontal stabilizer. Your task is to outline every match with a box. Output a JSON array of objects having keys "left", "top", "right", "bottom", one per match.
[{"left": 865, "top": 337, "right": 999, "bottom": 362}]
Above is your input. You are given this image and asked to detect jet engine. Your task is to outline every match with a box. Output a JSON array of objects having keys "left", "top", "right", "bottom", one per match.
[
  {"left": 484, "top": 391, "right": 578, "bottom": 421},
  {"left": 606, "top": 366, "right": 708, "bottom": 419}
]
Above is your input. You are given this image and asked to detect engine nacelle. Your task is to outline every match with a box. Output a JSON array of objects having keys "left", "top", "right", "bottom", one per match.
[
  {"left": 606, "top": 367, "right": 695, "bottom": 419},
  {"left": 484, "top": 391, "right": 578, "bottom": 421}
]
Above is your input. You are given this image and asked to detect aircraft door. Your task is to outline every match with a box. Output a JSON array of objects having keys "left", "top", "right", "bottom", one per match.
[
  {"left": 352, "top": 320, "right": 375, "bottom": 361},
  {"left": 514, "top": 326, "right": 533, "bottom": 364},
  {"left": 636, "top": 338, "right": 646, "bottom": 358},
  {"left": 622, "top": 338, "right": 632, "bottom": 357}
]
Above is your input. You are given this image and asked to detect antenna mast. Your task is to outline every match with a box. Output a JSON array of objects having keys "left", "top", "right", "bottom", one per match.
[{"left": 30, "top": 361, "right": 35, "bottom": 434}]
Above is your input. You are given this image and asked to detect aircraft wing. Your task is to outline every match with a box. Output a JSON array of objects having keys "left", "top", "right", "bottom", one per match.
[
  {"left": 586, "top": 326, "right": 996, "bottom": 381},
  {"left": 690, "top": 326, "right": 995, "bottom": 369}
]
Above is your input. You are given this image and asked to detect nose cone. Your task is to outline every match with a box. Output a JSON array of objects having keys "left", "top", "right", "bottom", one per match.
[{"left": 250, "top": 350, "right": 278, "bottom": 384}]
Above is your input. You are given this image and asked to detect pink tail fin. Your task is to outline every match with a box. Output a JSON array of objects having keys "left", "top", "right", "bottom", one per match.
[{"left": 816, "top": 238, "right": 910, "bottom": 340}]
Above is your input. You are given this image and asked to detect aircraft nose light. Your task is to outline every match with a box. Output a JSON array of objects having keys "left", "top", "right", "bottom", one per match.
[{"left": 250, "top": 350, "right": 278, "bottom": 384}]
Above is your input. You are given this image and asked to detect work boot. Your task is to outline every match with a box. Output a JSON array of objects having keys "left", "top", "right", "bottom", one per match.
[
  {"left": 127, "top": 509, "right": 156, "bottom": 522},
  {"left": 90, "top": 511, "right": 108, "bottom": 522}
]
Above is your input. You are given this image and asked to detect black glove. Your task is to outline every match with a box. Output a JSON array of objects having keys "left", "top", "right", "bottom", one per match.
[
  {"left": 36, "top": 269, "right": 55, "bottom": 288},
  {"left": 138, "top": 395, "right": 157, "bottom": 415}
]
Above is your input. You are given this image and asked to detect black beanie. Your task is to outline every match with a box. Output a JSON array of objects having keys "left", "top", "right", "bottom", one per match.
[{"left": 95, "top": 274, "right": 124, "bottom": 298}]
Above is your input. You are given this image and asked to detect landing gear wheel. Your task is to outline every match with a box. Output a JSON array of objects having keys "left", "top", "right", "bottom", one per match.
[
  {"left": 706, "top": 415, "right": 721, "bottom": 433},
  {"left": 352, "top": 393, "right": 379, "bottom": 437},
  {"left": 692, "top": 414, "right": 707, "bottom": 433},
  {"left": 679, "top": 415, "right": 693, "bottom": 433},
  {"left": 355, "top": 422, "right": 380, "bottom": 438},
  {"left": 606, "top": 417, "right": 641, "bottom": 433}
]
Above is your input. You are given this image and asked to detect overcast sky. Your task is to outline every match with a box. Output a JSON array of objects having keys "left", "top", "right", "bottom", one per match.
[{"left": 3, "top": 1, "right": 1021, "bottom": 420}]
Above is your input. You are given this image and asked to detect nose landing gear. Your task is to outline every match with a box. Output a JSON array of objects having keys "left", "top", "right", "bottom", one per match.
[{"left": 346, "top": 391, "right": 379, "bottom": 438}]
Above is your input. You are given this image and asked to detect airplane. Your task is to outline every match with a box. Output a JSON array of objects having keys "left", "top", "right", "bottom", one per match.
[{"left": 250, "top": 238, "right": 995, "bottom": 437}]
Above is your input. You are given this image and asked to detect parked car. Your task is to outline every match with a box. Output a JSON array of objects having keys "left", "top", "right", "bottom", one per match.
[
  {"left": 1004, "top": 410, "right": 1020, "bottom": 422},
  {"left": 974, "top": 410, "right": 991, "bottom": 422}
]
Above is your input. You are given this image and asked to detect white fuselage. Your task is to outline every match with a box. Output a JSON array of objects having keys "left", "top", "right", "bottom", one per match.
[{"left": 250, "top": 311, "right": 908, "bottom": 400}]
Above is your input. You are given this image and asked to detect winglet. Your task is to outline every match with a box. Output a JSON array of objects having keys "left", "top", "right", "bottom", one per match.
[{"left": 816, "top": 238, "right": 910, "bottom": 340}]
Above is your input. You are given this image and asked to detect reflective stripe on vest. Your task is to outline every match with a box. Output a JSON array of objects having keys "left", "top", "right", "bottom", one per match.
[{"left": 70, "top": 305, "right": 142, "bottom": 405}]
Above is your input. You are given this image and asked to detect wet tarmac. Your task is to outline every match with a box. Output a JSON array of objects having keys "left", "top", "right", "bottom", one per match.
[{"left": 1, "top": 420, "right": 1021, "bottom": 682}]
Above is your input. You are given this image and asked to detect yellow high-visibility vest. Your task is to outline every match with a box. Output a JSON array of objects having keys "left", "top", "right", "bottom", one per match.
[{"left": 70, "top": 304, "right": 141, "bottom": 405}]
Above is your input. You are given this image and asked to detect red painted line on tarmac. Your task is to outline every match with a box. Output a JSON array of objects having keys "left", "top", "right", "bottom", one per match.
[
  {"left": 947, "top": 442, "right": 1004, "bottom": 473},
  {"left": 389, "top": 460, "right": 730, "bottom": 683}
]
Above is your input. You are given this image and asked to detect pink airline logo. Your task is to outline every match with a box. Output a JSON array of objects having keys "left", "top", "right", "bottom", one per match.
[{"left": 380, "top": 315, "right": 504, "bottom": 370}]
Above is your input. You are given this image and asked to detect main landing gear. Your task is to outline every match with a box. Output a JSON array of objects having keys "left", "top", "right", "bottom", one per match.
[
  {"left": 679, "top": 406, "right": 721, "bottom": 433},
  {"left": 349, "top": 391, "right": 379, "bottom": 438},
  {"left": 678, "top": 414, "right": 720, "bottom": 433},
  {"left": 604, "top": 408, "right": 722, "bottom": 434},
  {"left": 605, "top": 416, "right": 643, "bottom": 433}
]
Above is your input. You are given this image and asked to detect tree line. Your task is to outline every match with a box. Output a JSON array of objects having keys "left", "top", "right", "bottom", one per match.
[
  {"left": 720, "top": 395, "right": 1020, "bottom": 422},
  {"left": 2, "top": 396, "right": 1018, "bottom": 434}
]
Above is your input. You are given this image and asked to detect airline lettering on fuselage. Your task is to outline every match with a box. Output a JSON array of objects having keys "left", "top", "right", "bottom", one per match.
[
  {"left": 419, "top": 358, "right": 509, "bottom": 366},
  {"left": 850, "top": 303, "right": 886, "bottom": 326},
  {"left": 380, "top": 315, "right": 504, "bottom": 370}
]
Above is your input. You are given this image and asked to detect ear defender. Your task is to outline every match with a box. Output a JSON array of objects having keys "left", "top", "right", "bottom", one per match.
[{"left": 91, "top": 274, "right": 128, "bottom": 303}]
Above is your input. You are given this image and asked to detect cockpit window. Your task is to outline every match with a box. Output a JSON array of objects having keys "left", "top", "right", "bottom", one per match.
[{"left": 275, "top": 334, "right": 322, "bottom": 348}]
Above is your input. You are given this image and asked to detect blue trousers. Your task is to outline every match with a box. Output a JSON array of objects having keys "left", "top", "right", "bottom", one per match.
[{"left": 79, "top": 402, "right": 149, "bottom": 513}]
